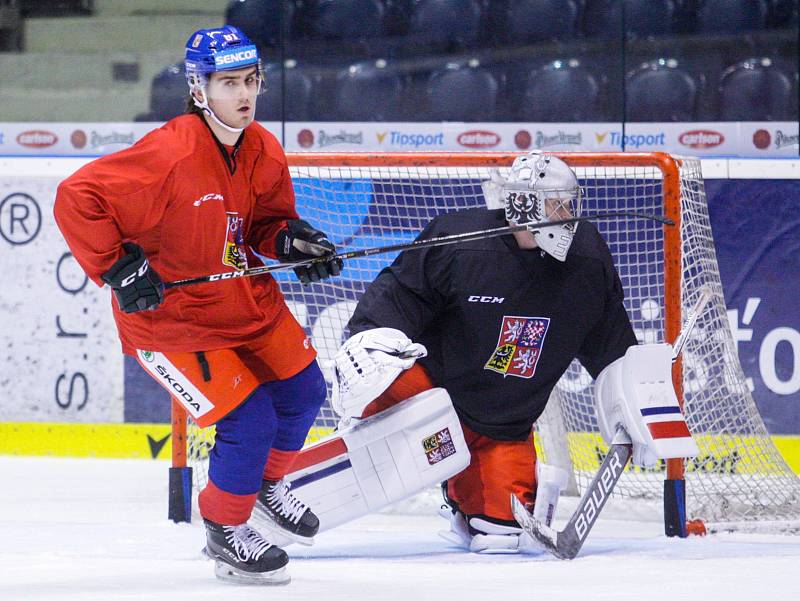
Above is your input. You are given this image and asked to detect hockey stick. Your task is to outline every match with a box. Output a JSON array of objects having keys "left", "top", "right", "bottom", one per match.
[
  {"left": 164, "top": 211, "right": 673, "bottom": 290},
  {"left": 511, "top": 286, "right": 714, "bottom": 559}
]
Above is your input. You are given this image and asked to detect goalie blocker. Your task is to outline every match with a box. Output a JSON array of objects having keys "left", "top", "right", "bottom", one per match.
[{"left": 253, "top": 388, "right": 470, "bottom": 544}]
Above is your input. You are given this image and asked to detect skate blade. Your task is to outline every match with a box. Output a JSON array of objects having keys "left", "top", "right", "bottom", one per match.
[
  {"left": 214, "top": 561, "right": 290, "bottom": 586},
  {"left": 251, "top": 507, "right": 315, "bottom": 547}
]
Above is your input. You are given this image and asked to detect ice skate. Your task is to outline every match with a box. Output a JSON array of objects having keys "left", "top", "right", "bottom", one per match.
[
  {"left": 252, "top": 478, "right": 320, "bottom": 546},
  {"left": 204, "top": 519, "right": 290, "bottom": 585}
]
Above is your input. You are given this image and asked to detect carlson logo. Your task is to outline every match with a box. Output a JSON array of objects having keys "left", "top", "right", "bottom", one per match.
[
  {"left": 679, "top": 130, "right": 724, "bottom": 149},
  {"left": 457, "top": 130, "right": 500, "bottom": 148},
  {"left": 17, "top": 130, "right": 58, "bottom": 148}
]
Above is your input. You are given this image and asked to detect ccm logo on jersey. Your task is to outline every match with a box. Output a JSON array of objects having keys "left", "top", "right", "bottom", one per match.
[
  {"left": 573, "top": 449, "right": 625, "bottom": 541},
  {"left": 193, "top": 192, "right": 224, "bottom": 207},
  {"left": 467, "top": 295, "right": 504, "bottom": 304},
  {"left": 155, "top": 364, "right": 202, "bottom": 413}
]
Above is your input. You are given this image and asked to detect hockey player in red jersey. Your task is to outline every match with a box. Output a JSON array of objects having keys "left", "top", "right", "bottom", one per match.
[
  {"left": 54, "top": 26, "right": 342, "bottom": 584},
  {"left": 330, "top": 152, "right": 660, "bottom": 553}
]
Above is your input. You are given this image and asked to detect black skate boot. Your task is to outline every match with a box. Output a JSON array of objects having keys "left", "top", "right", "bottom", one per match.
[
  {"left": 252, "top": 478, "right": 320, "bottom": 546},
  {"left": 204, "top": 519, "right": 290, "bottom": 585}
]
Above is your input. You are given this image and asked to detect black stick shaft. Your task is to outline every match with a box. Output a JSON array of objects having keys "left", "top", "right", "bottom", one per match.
[{"left": 164, "top": 211, "right": 673, "bottom": 290}]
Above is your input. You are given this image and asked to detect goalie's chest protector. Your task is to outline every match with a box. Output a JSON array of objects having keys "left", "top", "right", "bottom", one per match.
[{"left": 358, "top": 209, "right": 635, "bottom": 441}]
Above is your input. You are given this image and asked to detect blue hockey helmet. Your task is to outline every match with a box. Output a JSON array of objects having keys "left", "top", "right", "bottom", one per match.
[
  {"left": 184, "top": 25, "right": 263, "bottom": 133},
  {"left": 184, "top": 25, "right": 260, "bottom": 84}
]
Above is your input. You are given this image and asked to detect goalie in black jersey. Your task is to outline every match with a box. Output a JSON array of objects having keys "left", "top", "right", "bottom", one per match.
[{"left": 324, "top": 151, "right": 697, "bottom": 553}]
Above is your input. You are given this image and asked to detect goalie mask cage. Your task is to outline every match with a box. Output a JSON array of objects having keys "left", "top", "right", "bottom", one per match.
[{"left": 171, "top": 152, "right": 800, "bottom": 533}]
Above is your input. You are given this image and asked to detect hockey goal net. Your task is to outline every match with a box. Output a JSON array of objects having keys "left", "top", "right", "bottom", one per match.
[{"left": 173, "top": 152, "right": 800, "bottom": 532}]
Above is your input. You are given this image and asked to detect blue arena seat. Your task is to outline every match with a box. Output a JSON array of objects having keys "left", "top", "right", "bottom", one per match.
[
  {"left": 519, "top": 59, "right": 603, "bottom": 122},
  {"left": 498, "top": 0, "right": 579, "bottom": 45},
  {"left": 408, "top": 0, "right": 484, "bottom": 52},
  {"left": 225, "top": 0, "right": 294, "bottom": 49},
  {"left": 766, "top": 0, "right": 798, "bottom": 28},
  {"left": 147, "top": 63, "right": 188, "bottom": 122},
  {"left": 422, "top": 61, "right": 499, "bottom": 121},
  {"left": 256, "top": 60, "right": 314, "bottom": 121},
  {"left": 697, "top": 0, "right": 768, "bottom": 34},
  {"left": 306, "top": 0, "right": 386, "bottom": 41},
  {"left": 583, "top": 0, "right": 675, "bottom": 39},
  {"left": 330, "top": 60, "right": 405, "bottom": 121},
  {"left": 719, "top": 58, "right": 797, "bottom": 120},
  {"left": 625, "top": 58, "right": 699, "bottom": 121}
]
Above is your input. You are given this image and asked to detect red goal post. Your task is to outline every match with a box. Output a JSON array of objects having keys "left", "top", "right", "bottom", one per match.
[{"left": 169, "top": 151, "right": 800, "bottom": 534}]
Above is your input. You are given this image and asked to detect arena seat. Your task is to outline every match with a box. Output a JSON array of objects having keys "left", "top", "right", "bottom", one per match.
[
  {"left": 583, "top": 0, "right": 676, "bottom": 39},
  {"left": 329, "top": 60, "right": 405, "bottom": 121},
  {"left": 495, "top": 0, "right": 579, "bottom": 45},
  {"left": 519, "top": 59, "right": 603, "bottom": 122},
  {"left": 306, "top": 0, "right": 386, "bottom": 41},
  {"left": 719, "top": 57, "right": 797, "bottom": 120},
  {"left": 407, "top": 0, "right": 484, "bottom": 53},
  {"left": 421, "top": 61, "right": 499, "bottom": 121},
  {"left": 147, "top": 63, "right": 187, "bottom": 122},
  {"left": 625, "top": 58, "right": 699, "bottom": 121},
  {"left": 257, "top": 60, "right": 314, "bottom": 121},
  {"left": 696, "top": 0, "right": 768, "bottom": 34},
  {"left": 225, "top": 0, "right": 294, "bottom": 49}
]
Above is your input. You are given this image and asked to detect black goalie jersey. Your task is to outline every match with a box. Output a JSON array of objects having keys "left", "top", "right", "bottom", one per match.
[{"left": 348, "top": 208, "right": 638, "bottom": 441}]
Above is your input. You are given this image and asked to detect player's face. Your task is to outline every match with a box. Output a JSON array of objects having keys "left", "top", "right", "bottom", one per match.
[
  {"left": 542, "top": 193, "right": 576, "bottom": 221},
  {"left": 205, "top": 66, "right": 261, "bottom": 128}
]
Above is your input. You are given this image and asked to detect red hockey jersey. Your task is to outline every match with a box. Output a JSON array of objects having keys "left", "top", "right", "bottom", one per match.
[{"left": 55, "top": 114, "right": 303, "bottom": 356}]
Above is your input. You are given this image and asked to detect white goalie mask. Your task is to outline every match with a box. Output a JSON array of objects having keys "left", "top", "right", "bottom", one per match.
[{"left": 501, "top": 152, "right": 582, "bottom": 261}]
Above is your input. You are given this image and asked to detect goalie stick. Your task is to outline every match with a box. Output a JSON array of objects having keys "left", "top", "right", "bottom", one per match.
[
  {"left": 511, "top": 286, "right": 714, "bottom": 559},
  {"left": 164, "top": 211, "right": 673, "bottom": 290}
]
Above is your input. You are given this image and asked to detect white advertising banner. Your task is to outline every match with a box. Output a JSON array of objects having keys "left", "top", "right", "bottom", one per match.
[
  {"left": 0, "top": 177, "right": 123, "bottom": 422},
  {"left": 281, "top": 122, "right": 625, "bottom": 152},
  {"left": 0, "top": 121, "right": 796, "bottom": 157}
]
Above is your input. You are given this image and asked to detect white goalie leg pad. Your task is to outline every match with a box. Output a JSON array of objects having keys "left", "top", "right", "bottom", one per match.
[
  {"left": 596, "top": 343, "right": 699, "bottom": 464},
  {"left": 284, "top": 388, "right": 470, "bottom": 532},
  {"left": 331, "top": 328, "right": 427, "bottom": 419}
]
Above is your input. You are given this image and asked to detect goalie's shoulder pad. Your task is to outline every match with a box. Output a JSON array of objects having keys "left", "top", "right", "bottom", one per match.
[
  {"left": 331, "top": 328, "right": 427, "bottom": 419},
  {"left": 595, "top": 343, "right": 698, "bottom": 461}
]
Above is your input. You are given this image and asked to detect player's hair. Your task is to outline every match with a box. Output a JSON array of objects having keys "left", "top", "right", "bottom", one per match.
[{"left": 184, "top": 94, "right": 204, "bottom": 115}]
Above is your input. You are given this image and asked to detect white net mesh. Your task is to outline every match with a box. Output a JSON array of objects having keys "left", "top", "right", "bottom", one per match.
[{"left": 185, "top": 153, "right": 800, "bottom": 529}]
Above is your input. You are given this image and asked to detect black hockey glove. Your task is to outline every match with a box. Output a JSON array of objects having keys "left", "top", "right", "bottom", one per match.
[
  {"left": 101, "top": 242, "right": 165, "bottom": 313},
  {"left": 276, "top": 219, "right": 343, "bottom": 285}
]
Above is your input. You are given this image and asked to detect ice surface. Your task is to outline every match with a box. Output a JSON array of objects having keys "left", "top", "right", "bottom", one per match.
[{"left": 1, "top": 456, "right": 798, "bottom": 601}]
